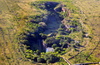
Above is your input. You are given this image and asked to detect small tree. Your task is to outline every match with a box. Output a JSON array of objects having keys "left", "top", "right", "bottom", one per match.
[
  {"left": 45, "top": 37, "right": 57, "bottom": 47},
  {"left": 40, "top": 33, "right": 47, "bottom": 40},
  {"left": 44, "top": 54, "right": 59, "bottom": 63},
  {"left": 55, "top": 47, "right": 61, "bottom": 52},
  {"left": 60, "top": 42, "right": 68, "bottom": 48},
  {"left": 35, "top": 50, "right": 40, "bottom": 55},
  {"left": 37, "top": 57, "right": 46, "bottom": 63},
  {"left": 52, "top": 44, "right": 57, "bottom": 48},
  {"left": 32, "top": 56, "right": 37, "bottom": 62}
]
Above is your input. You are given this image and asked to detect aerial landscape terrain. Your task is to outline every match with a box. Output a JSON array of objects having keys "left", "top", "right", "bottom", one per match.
[{"left": 0, "top": 0, "right": 100, "bottom": 65}]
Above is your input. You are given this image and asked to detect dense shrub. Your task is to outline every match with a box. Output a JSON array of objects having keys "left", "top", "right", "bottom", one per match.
[
  {"left": 55, "top": 47, "right": 62, "bottom": 52},
  {"left": 60, "top": 41, "right": 68, "bottom": 48},
  {"left": 52, "top": 44, "right": 57, "bottom": 48},
  {"left": 34, "top": 50, "right": 41, "bottom": 55},
  {"left": 40, "top": 33, "right": 47, "bottom": 40},
  {"left": 44, "top": 54, "right": 59, "bottom": 63},
  {"left": 37, "top": 57, "right": 46, "bottom": 63},
  {"left": 45, "top": 37, "right": 59, "bottom": 47},
  {"left": 29, "top": 15, "right": 43, "bottom": 23}
]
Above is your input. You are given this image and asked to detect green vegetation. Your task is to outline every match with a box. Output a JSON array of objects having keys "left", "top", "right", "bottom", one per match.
[
  {"left": 25, "top": 49, "right": 60, "bottom": 63},
  {"left": 0, "top": 0, "right": 100, "bottom": 65}
]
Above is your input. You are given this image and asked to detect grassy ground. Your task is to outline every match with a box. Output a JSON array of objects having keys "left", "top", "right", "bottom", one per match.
[
  {"left": 74, "top": 0, "right": 100, "bottom": 61},
  {"left": 62, "top": 0, "right": 100, "bottom": 64},
  {"left": 0, "top": 0, "right": 100, "bottom": 65},
  {"left": 0, "top": 0, "right": 37, "bottom": 65}
]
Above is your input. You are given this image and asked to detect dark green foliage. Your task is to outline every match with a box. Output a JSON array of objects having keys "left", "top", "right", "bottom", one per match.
[
  {"left": 69, "top": 27, "right": 76, "bottom": 32},
  {"left": 24, "top": 0, "right": 83, "bottom": 64},
  {"left": 45, "top": 37, "right": 59, "bottom": 47},
  {"left": 40, "top": 33, "right": 47, "bottom": 40},
  {"left": 29, "top": 15, "right": 43, "bottom": 23},
  {"left": 60, "top": 41, "right": 68, "bottom": 48},
  {"left": 59, "top": 12, "right": 68, "bottom": 18},
  {"left": 34, "top": 50, "right": 41, "bottom": 55},
  {"left": 26, "top": 22, "right": 39, "bottom": 31},
  {"left": 60, "top": 24, "right": 65, "bottom": 28},
  {"left": 58, "top": 31, "right": 67, "bottom": 35},
  {"left": 55, "top": 47, "right": 62, "bottom": 52},
  {"left": 70, "top": 20, "right": 80, "bottom": 26},
  {"left": 25, "top": 49, "right": 60, "bottom": 63},
  {"left": 57, "top": 27, "right": 68, "bottom": 35},
  {"left": 61, "top": 36, "right": 73, "bottom": 43},
  {"left": 44, "top": 54, "right": 59, "bottom": 63},
  {"left": 52, "top": 44, "right": 57, "bottom": 48},
  {"left": 66, "top": 19, "right": 82, "bottom": 33},
  {"left": 37, "top": 57, "right": 46, "bottom": 63},
  {"left": 25, "top": 50, "right": 34, "bottom": 59},
  {"left": 32, "top": 56, "right": 37, "bottom": 62}
]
